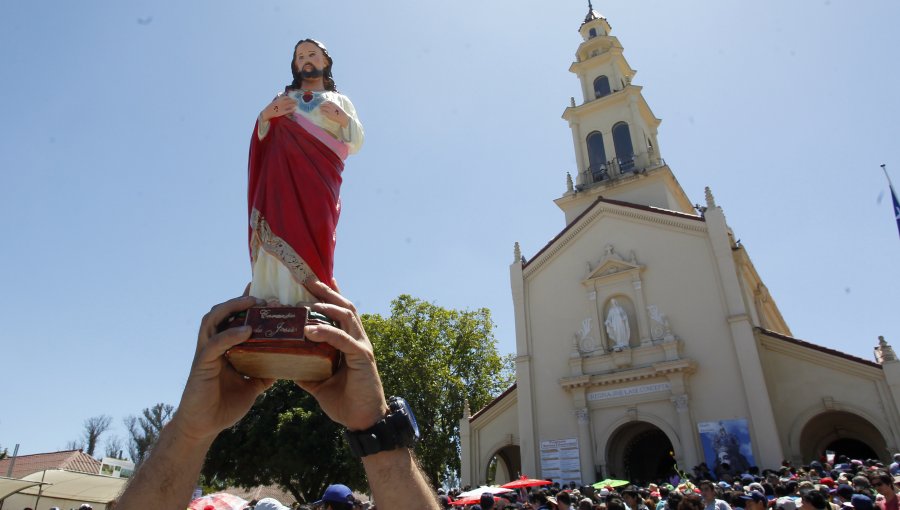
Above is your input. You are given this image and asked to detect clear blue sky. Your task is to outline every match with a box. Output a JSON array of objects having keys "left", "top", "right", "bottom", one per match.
[{"left": 2, "top": 1, "right": 899, "bottom": 457}]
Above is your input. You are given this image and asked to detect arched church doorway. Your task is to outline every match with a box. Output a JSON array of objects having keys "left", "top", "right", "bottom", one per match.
[
  {"left": 486, "top": 445, "right": 522, "bottom": 485},
  {"left": 799, "top": 411, "right": 887, "bottom": 462},
  {"left": 606, "top": 422, "right": 675, "bottom": 485}
]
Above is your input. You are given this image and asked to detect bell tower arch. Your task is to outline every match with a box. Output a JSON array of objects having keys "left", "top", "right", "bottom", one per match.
[{"left": 557, "top": 3, "right": 695, "bottom": 224}]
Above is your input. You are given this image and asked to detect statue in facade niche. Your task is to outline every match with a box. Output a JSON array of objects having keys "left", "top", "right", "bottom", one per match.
[{"left": 605, "top": 299, "right": 631, "bottom": 349}]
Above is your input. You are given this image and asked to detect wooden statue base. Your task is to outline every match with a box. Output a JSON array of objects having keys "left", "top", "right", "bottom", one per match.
[{"left": 219, "top": 306, "right": 341, "bottom": 382}]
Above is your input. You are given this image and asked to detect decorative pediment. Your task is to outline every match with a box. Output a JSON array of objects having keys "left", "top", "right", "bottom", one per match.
[{"left": 583, "top": 244, "right": 642, "bottom": 283}]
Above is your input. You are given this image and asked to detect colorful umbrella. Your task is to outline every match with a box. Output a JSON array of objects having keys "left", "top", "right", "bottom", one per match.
[
  {"left": 592, "top": 479, "right": 631, "bottom": 489},
  {"left": 501, "top": 475, "right": 553, "bottom": 489},
  {"left": 455, "top": 486, "right": 514, "bottom": 501},
  {"left": 188, "top": 492, "right": 249, "bottom": 510},
  {"left": 450, "top": 497, "right": 483, "bottom": 506}
]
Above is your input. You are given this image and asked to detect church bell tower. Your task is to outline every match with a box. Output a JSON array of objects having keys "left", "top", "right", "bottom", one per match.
[{"left": 556, "top": 3, "right": 696, "bottom": 224}]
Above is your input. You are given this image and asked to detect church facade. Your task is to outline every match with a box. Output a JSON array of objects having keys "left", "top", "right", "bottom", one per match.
[{"left": 459, "top": 7, "right": 900, "bottom": 487}]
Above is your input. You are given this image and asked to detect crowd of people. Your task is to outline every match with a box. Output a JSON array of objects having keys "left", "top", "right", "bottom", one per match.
[{"left": 429, "top": 456, "right": 900, "bottom": 510}]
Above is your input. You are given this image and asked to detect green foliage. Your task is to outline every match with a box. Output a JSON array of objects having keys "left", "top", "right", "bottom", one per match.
[
  {"left": 362, "top": 294, "right": 514, "bottom": 486},
  {"left": 202, "top": 380, "right": 365, "bottom": 503}
]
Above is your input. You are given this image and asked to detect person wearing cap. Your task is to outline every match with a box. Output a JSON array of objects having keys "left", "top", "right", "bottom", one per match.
[
  {"left": 113, "top": 285, "right": 437, "bottom": 510},
  {"left": 699, "top": 481, "right": 732, "bottom": 510},
  {"left": 311, "top": 484, "right": 357, "bottom": 510},
  {"left": 869, "top": 472, "right": 898, "bottom": 510},
  {"left": 849, "top": 494, "right": 874, "bottom": 510},
  {"left": 776, "top": 496, "right": 798, "bottom": 510},
  {"left": 740, "top": 491, "right": 767, "bottom": 510}
]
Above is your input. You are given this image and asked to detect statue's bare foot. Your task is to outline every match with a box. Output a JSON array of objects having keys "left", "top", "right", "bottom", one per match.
[{"left": 266, "top": 298, "right": 283, "bottom": 307}]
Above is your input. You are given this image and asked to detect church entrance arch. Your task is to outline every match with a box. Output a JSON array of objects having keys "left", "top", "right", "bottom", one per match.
[
  {"left": 486, "top": 445, "right": 522, "bottom": 485},
  {"left": 799, "top": 411, "right": 887, "bottom": 461},
  {"left": 606, "top": 421, "right": 675, "bottom": 485}
]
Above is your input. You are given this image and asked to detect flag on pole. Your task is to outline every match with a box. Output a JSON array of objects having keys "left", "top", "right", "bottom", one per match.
[
  {"left": 883, "top": 164, "right": 900, "bottom": 239},
  {"left": 891, "top": 182, "right": 900, "bottom": 238}
]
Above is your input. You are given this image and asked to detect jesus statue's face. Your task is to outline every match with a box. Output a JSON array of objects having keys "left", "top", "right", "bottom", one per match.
[{"left": 295, "top": 42, "right": 328, "bottom": 78}]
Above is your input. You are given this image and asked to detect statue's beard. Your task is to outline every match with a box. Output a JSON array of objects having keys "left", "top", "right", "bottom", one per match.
[{"left": 300, "top": 66, "right": 324, "bottom": 79}]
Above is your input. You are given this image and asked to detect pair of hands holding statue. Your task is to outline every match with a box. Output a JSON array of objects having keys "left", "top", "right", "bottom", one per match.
[
  {"left": 260, "top": 95, "right": 350, "bottom": 129},
  {"left": 170, "top": 280, "right": 389, "bottom": 444}
]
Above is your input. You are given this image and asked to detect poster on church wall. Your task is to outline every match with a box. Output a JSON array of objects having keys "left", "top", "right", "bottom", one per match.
[
  {"left": 698, "top": 419, "right": 755, "bottom": 478},
  {"left": 540, "top": 438, "right": 581, "bottom": 484}
]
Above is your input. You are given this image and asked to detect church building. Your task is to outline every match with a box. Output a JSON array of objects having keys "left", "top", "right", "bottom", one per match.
[{"left": 459, "top": 5, "right": 900, "bottom": 486}]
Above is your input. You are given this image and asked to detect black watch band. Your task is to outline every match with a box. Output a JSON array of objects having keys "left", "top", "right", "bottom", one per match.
[{"left": 344, "top": 396, "right": 419, "bottom": 458}]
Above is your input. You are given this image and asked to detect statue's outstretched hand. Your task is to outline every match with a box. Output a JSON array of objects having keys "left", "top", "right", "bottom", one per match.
[{"left": 260, "top": 95, "right": 296, "bottom": 122}]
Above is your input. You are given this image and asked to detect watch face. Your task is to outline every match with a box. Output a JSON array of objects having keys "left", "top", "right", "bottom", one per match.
[{"left": 397, "top": 397, "right": 420, "bottom": 440}]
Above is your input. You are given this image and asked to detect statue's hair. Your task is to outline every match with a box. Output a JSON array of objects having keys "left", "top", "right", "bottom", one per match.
[{"left": 286, "top": 38, "right": 337, "bottom": 92}]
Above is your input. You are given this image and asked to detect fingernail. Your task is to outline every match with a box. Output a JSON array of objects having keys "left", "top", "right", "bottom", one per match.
[
  {"left": 238, "top": 325, "right": 252, "bottom": 333},
  {"left": 305, "top": 325, "right": 319, "bottom": 336},
  {"left": 254, "top": 298, "right": 266, "bottom": 305}
]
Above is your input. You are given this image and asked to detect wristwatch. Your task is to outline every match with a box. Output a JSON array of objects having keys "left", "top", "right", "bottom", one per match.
[{"left": 344, "top": 396, "right": 420, "bottom": 457}]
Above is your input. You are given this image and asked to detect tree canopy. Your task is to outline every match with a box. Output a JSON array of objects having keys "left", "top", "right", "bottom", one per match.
[{"left": 363, "top": 295, "right": 514, "bottom": 485}]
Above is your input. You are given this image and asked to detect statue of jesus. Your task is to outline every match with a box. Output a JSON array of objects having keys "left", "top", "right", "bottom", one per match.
[{"left": 247, "top": 39, "right": 364, "bottom": 305}]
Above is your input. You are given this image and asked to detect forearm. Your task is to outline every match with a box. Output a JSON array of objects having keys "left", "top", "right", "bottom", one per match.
[
  {"left": 116, "top": 415, "right": 213, "bottom": 509},
  {"left": 363, "top": 448, "right": 438, "bottom": 510}
]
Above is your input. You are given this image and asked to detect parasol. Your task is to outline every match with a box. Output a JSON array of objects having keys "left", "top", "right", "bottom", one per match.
[
  {"left": 188, "top": 492, "right": 249, "bottom": 510},
  {"left": 592, "top": 479, "right": 631, "bottom": 489},
  {"left": 501, "top": 475, "right": 553, "bottom": 489}
]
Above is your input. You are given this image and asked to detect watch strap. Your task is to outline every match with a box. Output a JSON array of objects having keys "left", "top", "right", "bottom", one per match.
[{"left": 345, "top": 417, "right": 400, "bottom": 457}]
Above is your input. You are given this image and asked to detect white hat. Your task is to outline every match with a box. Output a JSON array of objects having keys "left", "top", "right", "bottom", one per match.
[{"left": 254, "top": 498, "right": 290, "bottom": 510}]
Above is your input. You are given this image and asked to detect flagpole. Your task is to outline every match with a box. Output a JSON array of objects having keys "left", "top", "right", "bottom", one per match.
[{"left": 882, "top": 164, "right": 896, "bottom": 188}]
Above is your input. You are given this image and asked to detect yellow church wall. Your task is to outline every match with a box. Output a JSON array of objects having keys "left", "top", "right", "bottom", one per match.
[
  {"left": 757, "top": 333, "right": 900, "bottom": 461},
  {"left": 520, "top": 206, "right": 762, "bottom": 467}
]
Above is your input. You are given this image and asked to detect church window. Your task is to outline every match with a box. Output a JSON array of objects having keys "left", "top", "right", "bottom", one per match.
[
  {"left": 586, "top": 131, "right": 608, "bottom": 182},
  {"left": 594, "top": 75, "right": 611, "bottom": 98},
  {"left": 589, "top": 28, "right": 597, "bottom": 38},
  {"left": 612, "top": 122, "right": 635, "bottom": 172}
]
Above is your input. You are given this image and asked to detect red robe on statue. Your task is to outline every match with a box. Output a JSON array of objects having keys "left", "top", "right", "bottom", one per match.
[{"left": 248, "top": 115, "right": 344, "bottom": 293}]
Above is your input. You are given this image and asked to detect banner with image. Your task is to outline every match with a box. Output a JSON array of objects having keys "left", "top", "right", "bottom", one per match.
[{"left": 697, "top": 419, "right": 755, "bottom": 478}]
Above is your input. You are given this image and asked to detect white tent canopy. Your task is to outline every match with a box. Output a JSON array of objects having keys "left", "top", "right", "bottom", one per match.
[
  {"left": 0, "top": 476, "right": 43, "bottom": 500},
  {"left": 17, "top": 469, "right": 126, "bottom": 503}
]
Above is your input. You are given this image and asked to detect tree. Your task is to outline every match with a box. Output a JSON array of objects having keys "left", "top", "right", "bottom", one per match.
[
  {"left": 104, "top": 435, "right": 125, "bottom": 459},
  {"left": 125, "top": 403, "right": 174, "bottom": 464},
  {"left": 81, "top": 415, "right": 112, "bottom": 457},
  {"left": 362, "top": 295, "right": 514, "bottom": 486},
  {"left": 203, "top": 380, "right": 365, "bottom": 503},
  {"left": 65, "top": 439, "right": 85, "bottom": 451}
]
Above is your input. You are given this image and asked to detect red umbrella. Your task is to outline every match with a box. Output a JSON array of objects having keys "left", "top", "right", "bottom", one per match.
[
  {"left": 188, "top": 492, "right": 249, "bottom": 510},
  {"left": 501, "top": 475, "right": 553, "bottom": 489},
  {"left": 451, "top": 495, "right": 509, "bottom": 506},
  {"left": 450, "top": 497, "right": 481, "bottom": 506}
]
